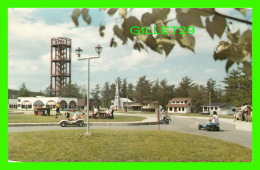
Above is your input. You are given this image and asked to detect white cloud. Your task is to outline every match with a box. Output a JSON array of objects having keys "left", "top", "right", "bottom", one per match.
[
  {"left": 204, "top": 68, "right": 217, "bottom": 74},
  {"left": 158, "top": 69, "right": 170, "bottom": 74}
]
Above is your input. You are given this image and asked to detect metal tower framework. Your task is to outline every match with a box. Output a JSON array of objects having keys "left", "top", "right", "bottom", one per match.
[{"left": 50, "top": 37, "right": 72, "bottom": 97}]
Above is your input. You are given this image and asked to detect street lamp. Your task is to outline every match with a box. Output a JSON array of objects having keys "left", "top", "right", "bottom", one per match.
[
  {"left": 76, "top": 45, "right": 102, "bottom": 135},
  {"left": 209, "top": 91, "right": 211, "bottom": 115}
]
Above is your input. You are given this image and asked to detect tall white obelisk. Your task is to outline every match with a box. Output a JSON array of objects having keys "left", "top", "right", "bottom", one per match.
[{"left": 114, "top": 80, "right": 120, "bottom": 110}]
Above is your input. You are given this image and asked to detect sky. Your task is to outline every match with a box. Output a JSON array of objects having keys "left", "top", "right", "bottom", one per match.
[{"left": 8, "top": 8, "right": 252, "bottom": 93}]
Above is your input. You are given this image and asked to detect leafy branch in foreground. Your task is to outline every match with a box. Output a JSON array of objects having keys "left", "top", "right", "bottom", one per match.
[{"left": 71, "top": 8, "right": 252, "bottom": 78}]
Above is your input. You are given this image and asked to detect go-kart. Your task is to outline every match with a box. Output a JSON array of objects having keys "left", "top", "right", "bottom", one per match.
[
  {"left": 59, "top": 119, "right": 84, "bottom": 127},
  {"left": 198, "top": 123, "right": 220, "bottom": 131},
  {"left": 160, "top": 115, "right": 171, "bottom": 124}
]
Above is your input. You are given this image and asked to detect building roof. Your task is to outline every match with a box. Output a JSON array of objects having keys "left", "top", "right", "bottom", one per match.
[
  {"left": 111, "top": 98, "right": 133, "bottom": 103},
  {"left": 166, "top": 98, "right": 192, "bottom": 107},
  {"left": 131, "top": 103, "right": 142, "bottom": 107},
  {"left": 8, "top": 99, "right": 18, "bottom": 104},
  {"left": 201, "top": 102, "right": 235, "bottom": 108},
  {"left": 120, "top": 98, "right": 133, "bottom": 103}
]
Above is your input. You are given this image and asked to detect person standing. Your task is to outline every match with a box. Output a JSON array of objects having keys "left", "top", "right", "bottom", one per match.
[
  {"left": 55, "top": 102, "right": 61, "bottom": 119},
  {"left": 245, "top": 106, "right": 252, "bottom": 122}
]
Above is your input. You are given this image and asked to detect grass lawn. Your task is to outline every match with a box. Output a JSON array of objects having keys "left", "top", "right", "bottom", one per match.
[
  {"left": 8, "top": 114, "right": 146, "bottom": 123},
  {"left": 8, "top": 129, "right": 251, "bottom": 162}
]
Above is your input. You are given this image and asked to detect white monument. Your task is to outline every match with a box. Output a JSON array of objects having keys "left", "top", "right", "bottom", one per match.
[{"left": 114, "top": 80, "right": 120, "bottom": 110}]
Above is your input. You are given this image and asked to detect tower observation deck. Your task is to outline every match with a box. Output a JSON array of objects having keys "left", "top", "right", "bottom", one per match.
[{"left": 50, "top": 37, "right": 72, "bottom": 97}]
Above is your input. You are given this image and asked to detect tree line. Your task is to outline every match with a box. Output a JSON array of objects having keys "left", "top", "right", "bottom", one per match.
[{"left": 10, "top": 67, "right": 251, "bottom": 111}]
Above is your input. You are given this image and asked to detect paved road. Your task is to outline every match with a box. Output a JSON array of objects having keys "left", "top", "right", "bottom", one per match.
[{"left": 8, "top": 116, "right": 252, "bottom": 149}]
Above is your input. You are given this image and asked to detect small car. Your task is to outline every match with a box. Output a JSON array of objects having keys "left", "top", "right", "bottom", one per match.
[
  {"left": 160, "top": 115, "right": 171, "bottom": 124},
  {"left": 198, "top": 123, "right": 220, "bottom": 131},
  {"left": 59, "top": 119, "right": 84, "bottom": 127}
]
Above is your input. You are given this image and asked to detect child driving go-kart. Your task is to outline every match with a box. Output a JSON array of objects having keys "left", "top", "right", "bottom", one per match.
[{"left": 198, "top": 111, "right": 220, "bottom": 131}]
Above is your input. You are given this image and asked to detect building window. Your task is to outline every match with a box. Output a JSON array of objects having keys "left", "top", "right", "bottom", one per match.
[
  {"left": 215, "top": 107, "right": 218, "bottom": 110},
  {"left": 169, "top": 107, "right": 172, "bottom": 111},
  {"left": 182, "top": 107, "right": 184, "bottom": 111},
  {"left": 18, "top": 99, "right": 21, "bottom": 102},
  {"left": 179, "top": 107, "right": 181, "bottom": 111}
]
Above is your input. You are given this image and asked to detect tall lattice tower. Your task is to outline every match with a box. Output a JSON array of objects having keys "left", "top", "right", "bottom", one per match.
[{"left": 50, "top": 37, "right": 72, "bottom": 97}]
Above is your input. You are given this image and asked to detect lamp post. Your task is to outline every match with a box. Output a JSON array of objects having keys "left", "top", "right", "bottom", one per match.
[
  {"left": 209, "top": 91, "right": 211, "bottom": 115},
  {"left": 75, "top": 45, "right": 102, "bottom": 135}
]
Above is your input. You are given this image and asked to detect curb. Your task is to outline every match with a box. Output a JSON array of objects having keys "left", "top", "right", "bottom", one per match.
[{"left": 8, "top": 121, "right": 158, "bottom": 127}]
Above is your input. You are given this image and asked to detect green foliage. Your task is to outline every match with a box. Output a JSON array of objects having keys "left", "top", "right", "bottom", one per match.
[
  {"left": 62, "top": 83, "right": 81, "bottom": 98},
  {"left": 126, "top": 83, "right": 134, "bottom": 101},
  {"left": 214, "top": 28, "right": 252, "bottom": 78},
  {"left": 101, "top": 82, "right": 112, "bottom": 108},
  {"left": 8, "top": 89, "right": 19, "bottom": 99},
  {"left": 71, "top": 8, "right": 252, "bottom": 76},
  {"left": 151, "top": 79, "right": 175, "bottom": 108},
  {"left": 42, "top": 85, "right": 54, "bottom": 97},
  {"left": 188, "top": 85, "right": 208, "bottom": 112},
  {"left": 134, "top": 76, "right": 152, "bottom": 103},
  {"left": 18, "top": 83, "right": 31, "bottom": 97},
  {"left": 91, "top": 84, "right": 101, "bottom": 106},
  {"left": 175, "top": 76, "right": 195, "bottom": 97},
  {"left": 205, "top": 14, "right": 226, "bottom": 38},
  {"left": 222, "top": 67, "right": 252, "bottom": 106}
]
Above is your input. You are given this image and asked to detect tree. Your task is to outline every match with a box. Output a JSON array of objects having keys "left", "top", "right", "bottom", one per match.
[
  {"left": 188, "top": 85, "right": 208, "bottom": 112},
  {"left": 109, "top": 83, "right": 116, "bottom": 101},
  {"left": 159, "top": 79, "right": 175, "bottom": 108},
  {"left": 18, "top": 83, "right": 31, "bottom": 97},
  {"left": 91, "top": 84, "right": 101, "bottom": 106},
  {"left": 175, "top": 76, "right": 195, "bottom": 97},
  {"left": 8, "top": 89, "right": 19, "bottom": 99},
  {"left": 151, "top": 79, "right": 161, "bottom": 102},
  {"left": 121, "top": 78, "right": 128, "bottom": 98},
  {"left": 222, "top": 67, "right": 252, "bottom": 106},
  {"left": 43, "top": 85, "right": 54, "bottom": 97},
  {"left": 206, "top": 78, "right": 217, "bottom": 103},
  {"left": 62, "top": 83, "right": 81, "bottom": 98},
  {"left": 151, "top": 79, "right": 175, "bottom": 108},
  {"left": 127, "top": 83, "right": 134, "bottom": 101},
  {"left": 71, "top": 8, "right": 252, "bottom": 77},
  {"left": 79, "top": 84, "right": 87, "bottom": 99},
  {"left": 101, "top": 82, "right": 112, "bottom": 108},
  {"left": 134, "top": 76, "right": 152, "bottom": 103}
]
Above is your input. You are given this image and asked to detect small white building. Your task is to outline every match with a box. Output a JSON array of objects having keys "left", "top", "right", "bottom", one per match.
[
  {"left": 142, "top": 101, "right": 159, "bottom": 112},
  {"left": 201, "top": 103, "right": 236, "bottom": 115},
  {"left": 111, "top": 98, "right": 133, "bottom": 110},
  {"left": 112, "top": 80, "right": 133, "bottom": 110},
  {"left": 166, "top": 98, "right": 193, "bottom": 114},
  {"left": 8, "top": 99, "right": 18, "bottom": 109},
  {"left": 15, "top": 96, "right": 78, "bottom": 110}
]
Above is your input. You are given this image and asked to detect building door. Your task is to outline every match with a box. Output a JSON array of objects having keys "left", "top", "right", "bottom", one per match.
[{"left": 174, "top": 107, "right": 177, "bottom": 112}]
